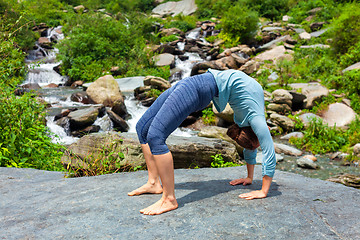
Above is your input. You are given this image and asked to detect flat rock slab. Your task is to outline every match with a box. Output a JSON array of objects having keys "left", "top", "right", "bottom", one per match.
[{"left": 1, "top": 167, "right": 359, "bottom": 239}]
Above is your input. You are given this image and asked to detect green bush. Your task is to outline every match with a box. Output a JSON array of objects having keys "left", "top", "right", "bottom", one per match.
[
  {"left": 201, "top": 107, "right": 216, "bottom": 125},
  {"left": 211, "top": 154, "right": 240, "bottom": 168},
  {"left": 328, "top": 2, "right": 360, "bottom": 55},
  {"left": 221, "top": 4, "right": 259, "bottom": 44},
  {"left": 57, "top": 13, "right": 152, "bottom": 82},
  {"left": 0, "top": 13, "right": 63, "bottom": 171},
  {"left": 163, "top": 14, "right": 197, "bottom": 32},
  {"left": 290, "top": 118, "right": 347, "bottom": 154}
]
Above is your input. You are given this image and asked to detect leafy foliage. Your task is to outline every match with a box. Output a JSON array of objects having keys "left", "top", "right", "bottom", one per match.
[
  {"left": 210, "top": 154, "right": 240, "bottom": 168},
  {"left": 201, "top": 107, "right": 216, "bottom": 125}
]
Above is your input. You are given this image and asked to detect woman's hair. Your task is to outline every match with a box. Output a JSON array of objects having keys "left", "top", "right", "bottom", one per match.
[{"left": 226, "top": 124, "right": 260, "bottom": 150}]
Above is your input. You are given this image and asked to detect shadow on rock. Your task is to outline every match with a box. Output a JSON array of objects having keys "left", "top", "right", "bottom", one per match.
[{"left": 175, "top": 179, "right": 281, "bottom": 208}]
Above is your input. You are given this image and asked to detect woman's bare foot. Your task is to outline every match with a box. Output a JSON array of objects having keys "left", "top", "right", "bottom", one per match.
[
  {"left": 140, "top": 196, "right": 178, "bottom": 215},
  {"left": 128, "top": 182, "right": 163, "bottom": 196}
]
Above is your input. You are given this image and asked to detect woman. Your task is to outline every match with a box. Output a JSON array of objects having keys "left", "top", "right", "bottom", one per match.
[{"left": 128, "top": 69, "right": 276, "bottom": 215}]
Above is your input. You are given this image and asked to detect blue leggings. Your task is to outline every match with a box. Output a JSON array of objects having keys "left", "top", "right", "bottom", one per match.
[{"left": 136, "top": 72, "right": 219, "bottom": 155}]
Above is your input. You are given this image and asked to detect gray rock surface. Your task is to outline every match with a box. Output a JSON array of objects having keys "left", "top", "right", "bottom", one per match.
[
  {"left": 1, "top": 167, "right": 359, "bottom": 239},
  {"left": 152, "top": 0, "right": 197, "bottom": 16},
  {"left": 296, "top": 156, "right": 319, "bottom": 169},
  {"left": 321, "top": 103, "right": 357, "bottom": 127},
  {"left": 274, "top": 143, "right": 302, "bottom": 156},
  {"left": 86, "top": 75, "right": 124, "bottom": 106},
  {"left": 342, "top": 61, "right": 360, "bottom": 73},
  {"left": 152, "top": 53, "right": 175, "bottom": 67}
]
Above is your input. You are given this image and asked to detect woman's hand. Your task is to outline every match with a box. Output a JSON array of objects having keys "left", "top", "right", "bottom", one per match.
[
  {"left": 239, "top": 190, "right": 267, "bottom": 200},
  {"left": 229, "top": 177, "right": 253, "bottom": 186}
]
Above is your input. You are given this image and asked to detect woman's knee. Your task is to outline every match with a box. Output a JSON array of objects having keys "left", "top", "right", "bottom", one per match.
[{"left": 136, "top": 118, "right": 147, "bottom": 144}]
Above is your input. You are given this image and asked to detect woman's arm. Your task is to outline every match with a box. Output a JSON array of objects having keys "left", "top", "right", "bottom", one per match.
[{"left": 239, "top": 115, "right": 276, "bottom": 199}]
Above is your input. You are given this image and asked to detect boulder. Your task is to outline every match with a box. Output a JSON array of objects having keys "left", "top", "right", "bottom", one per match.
[
  {"left": 70, "top": 92, "right": 92, "bottom": 104},
  {"left": 73, "top": 5, "right": 86, "bottom": 13},
  {"left": 68, "top": 107, "right": 100, "bottom": 130},
  {"left": 300, "top": 44, "right": 330, "bottom": 49},
  {"left": 160, "top": 28, "right": 184, "bottom": 37},
  {"left": 256, "top": 35, "right": 290, "bottom": 53},
  {"left": 86, "top": 75, "right": 124, "bottom": 107},
  {"left": 111, "top": 99, "right": 128, "bottom": 119},
  {"left": 267, "top": 103, "right": 292, "bottom": 114},
  {"left": 327, "top": 174, "right": 360, "bottom": 188},
  {"left": 280, "top": 132, "right": 304, "bottom": 140},
  {"left": 21, "top": 83, "right": 41, "bottom": 90},
  {"left": 254, "top": 45, "right": 287, "bottom": 62},
  {"left": 197, "top": 126, "right": 244, "bottom": 156},
  {"left": 342, "top": 62, "right": 360, "bottom": 73},
  {"left": 152, "top": 53, "right": 175, "bottom": 67},
  {"left": 296, "top": 156, "right": 318, "bottom": 169},
  {"left": 71, "top": 81, "right": 83, "bottom": 88},
  {"left": 212, "top": 103, "right": 234, "bottom": 123},
  {"left": 272, "top": 89, "right": 293, "bottom": 106},
  {"left": 152, "top": 0, "right": 197, "bottom": 17},
  {"left": 144, "top": 76, "right": 171, "bottom": 90},
  {"left": 61, "top": 132, "right": 239, "bottom": 172},
  {"left": 299, "top": 32, "right": 311, "bottom": 40},
  {"left": 353, "top": 143, "right": 360, "bottom": 155},
  {"left": 270, "top": 113, "right": 295, "bottom": 132},
  {"left": 321, "top": 103, "right": 357, "bottom": 127},
  {"left": 71, "top": 125, "right": 101, "bottom": 137},
  {"left": 310, "top": 28, "right": 327, "bottom": 38},
  {"left": 310, "top": 22, "right": 326, "bottom": 31},
  {"left": 289, "top": 82, "right": 329, "bottom": 109},
  {"left": 44, "top": 83, "right": 58, "bottom": 88},
  {"left": 298, "top": 113, "right": 322, "bottom": 127},
  {"left": 38, "top": 37, "right": 52, "bottom": 48},
  {"left": 239, "top": 60, "right": 260, "bottom": 74},
  {"left": 274, "top": 143, "right": 302, "bottom": 156},
  {"left": 106, "top": 110, "right": 129, "bottom": 132}
]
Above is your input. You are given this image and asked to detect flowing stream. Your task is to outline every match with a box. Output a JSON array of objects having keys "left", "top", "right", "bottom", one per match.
[{"left": 23, "top": 26, "right": 203, "bottom": 145}]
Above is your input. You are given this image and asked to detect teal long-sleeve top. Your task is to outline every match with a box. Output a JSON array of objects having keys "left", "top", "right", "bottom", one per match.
[{"left": 208, "top": 69, "right": 276, "bottom": 178}]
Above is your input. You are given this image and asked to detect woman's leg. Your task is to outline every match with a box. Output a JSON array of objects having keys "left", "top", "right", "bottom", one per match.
[
  {"left": 128, "top": 88, "right": 174, "bottom": 196},
  {"left": 140, "top": 152, "right": 178, "bottom": 215},
  {"left": 127, "top": 144, "right": 163, "bottom": 196}
]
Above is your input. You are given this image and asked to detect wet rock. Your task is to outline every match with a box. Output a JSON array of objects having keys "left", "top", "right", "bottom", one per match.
[
  {"left": 342, "top": 62, "right": 360, "bottom": 73},
  {"left": 297, "top": 156, "right": 318, "bottom": 169},
  {"left": 141, "top": 97, "right": 156, "bottom": 107},
  {"left": 111, "top": 99, "right": 128, "bottom": 119},
  {"left": 327, "top": 174, "right": 360, "bottom": 189},
  {"left": 152, "top": 53, "right": 175, "bottom": 68},
  {"left": 272, "top": 89, "right": 293, "bottom": 107},
  {"left": 280, "top": 132, "right": 304, "bottom": 140},
  {"left": 330, "top": 151, "right": 349, "bottom": 161},
  {"left": 43, "top": 83, "right": 58, "bottom": 88},
  {"left": 54, "top": 109, "right": 73, "bottom": 121},
  {"left": 71, "top": 125, "right": 101, "bottom": 137},
  {"left": 321, "top": 103, "right": 357, "bottom": 127},
  {"left": 71, "top": 81, "right": 83, "bottom": 88},
  {"left": 70, "top": 92, "right": 92, "bottom": 104},
  {"left": 274, "top": 143, "right": 302, "bottom": 156},
  {"left": 310, "top": 22, "right": 326, "bottom": 31},
  {"left": 270, "top": 113, "right": 295, "bottom": 132},
  {"left": 154, "top": 44, "right": 177, "bottom": 55},
  {"left": 144, "top": 76, "right": 171, "bottom": 90},
  {"left": 38, "top": 37, "right": 52, "bottom": 48},
  {"left": 106, "top": 110, "right": 129, "bottom": 132},
  {"left": 86, "top": 75, "right": 124, "bottom": 107},
  {"left": 152, "top": 0, "right": 197, "bottom": 17},
  {"left": 68, "top": 107, "right": 99, "bottom": 130},
  {"left": 212, "top": 103, "right": 234, "bottom": 123},
  {"left": 299, "top": 32, "right": 311, "bottom": 40},
  {"left": 21, "top": 83, "right": 41, "bottom": 90}
]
